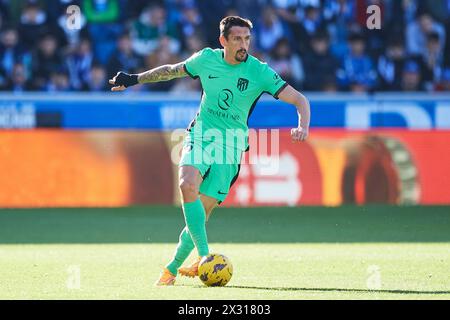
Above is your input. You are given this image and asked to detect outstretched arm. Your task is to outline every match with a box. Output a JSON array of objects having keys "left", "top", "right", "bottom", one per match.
[
  {"left": 109, "top": 62, "right": 188, "bottom": 91},
  {"left": 137, "top": 62, "right": 187, "bottom": 83},
  {"left": 277, "top": 85, "right": 311, "bottom": 142}
]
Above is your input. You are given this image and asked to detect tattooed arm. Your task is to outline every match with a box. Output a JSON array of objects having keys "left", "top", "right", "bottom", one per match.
[
  {"left": 109, "top": 62, "right": 188, "bottom": 91},
  {"left": 137, "top": 62, "right": 187, "bottom": 84}
]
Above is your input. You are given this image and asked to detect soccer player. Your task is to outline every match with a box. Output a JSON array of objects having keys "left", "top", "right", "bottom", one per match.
[{"left": 109, "top": 16, "right": 311, "bottom": 286}]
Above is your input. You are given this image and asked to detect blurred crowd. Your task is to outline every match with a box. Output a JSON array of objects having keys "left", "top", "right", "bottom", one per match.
[{"left": 0, "top": 0, "right": 449, "bottom": 94}]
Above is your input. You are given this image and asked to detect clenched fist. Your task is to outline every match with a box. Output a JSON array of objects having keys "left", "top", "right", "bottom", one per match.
[
  {"left": 109, "top": 72, "right": 139, "bottom": 91},
  {"left": 291, "top": 127, "right": 309, "bottom": 142}
]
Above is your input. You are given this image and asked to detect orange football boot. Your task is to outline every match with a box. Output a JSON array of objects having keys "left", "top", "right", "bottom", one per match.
[
  {"left": 154, "top": 268, "right": 176, "bottom": 286},
  {"left": 178, "top": 257, "right": 201, "bottom": 278}
]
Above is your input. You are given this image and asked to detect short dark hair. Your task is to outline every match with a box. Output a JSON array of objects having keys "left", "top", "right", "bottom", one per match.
[
  {"left": 311, "top": 29, "right": 329, "bottom": 42},
  {"left": 348, "top": 31, "right": 365, "bottom": 43},
  {"left": 219, "top": 16, "right": 253, "bottom": 39},
  {"left": 385, "top": 35, "right": 404, "bottom": 48},
  {"left": 426, "top": 31, "right": 440, "bottom": 42}
]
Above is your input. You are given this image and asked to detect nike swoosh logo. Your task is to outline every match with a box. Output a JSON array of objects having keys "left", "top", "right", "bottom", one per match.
[
  {"left": 209, "top": 75, "right": 219, "bottom": 79},
  {"left": 218, "top": 191, "right": 227, "bottom": 195}
]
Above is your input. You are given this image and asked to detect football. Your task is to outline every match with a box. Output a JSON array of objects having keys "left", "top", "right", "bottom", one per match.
[{"left": 198, "top": 253, "right": 233, "bottom": 287}]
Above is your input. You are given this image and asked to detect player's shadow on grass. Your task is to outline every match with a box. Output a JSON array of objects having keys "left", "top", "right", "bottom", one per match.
[{"left": 225, "top": 285, "right": 450, "bottom": 295}]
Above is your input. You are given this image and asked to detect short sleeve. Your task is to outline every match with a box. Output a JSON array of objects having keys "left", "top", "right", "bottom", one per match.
[
  {"left": 183, "top": 48, "right": 211, "bottom": 79},
  {"left": 260, "top": 64, "right": 288, "bottom": 99}
]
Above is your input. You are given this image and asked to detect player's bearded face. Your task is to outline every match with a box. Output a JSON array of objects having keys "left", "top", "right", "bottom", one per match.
[
  {"left": 235, "top": 48, "right": 247, "bottom": 62},
  {"left": 225, "top": 27, "right": 250, "bottom": 62}
]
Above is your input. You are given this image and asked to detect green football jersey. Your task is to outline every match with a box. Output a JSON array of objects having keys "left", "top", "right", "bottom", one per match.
[{"left": 184, "top": 47, "right": 287, "bottom": 151}]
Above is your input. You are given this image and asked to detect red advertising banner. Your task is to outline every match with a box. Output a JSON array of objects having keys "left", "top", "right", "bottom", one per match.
[
  {"left": 0, "top": 131, "right": 175, "bottom": 207},
  {"left": 223, "top": 130, "right": 450, "bottom": 206},
  {"left": 224, "top": 133, "right": 322, "bottom": 206},
  {"left": 0, "top": 129, "right": 449, "bottom": 207}
]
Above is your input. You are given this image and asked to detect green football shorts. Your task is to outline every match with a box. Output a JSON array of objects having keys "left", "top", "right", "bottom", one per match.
[{"left": 179, "top": 134, "right": 242, "bottom": 204}]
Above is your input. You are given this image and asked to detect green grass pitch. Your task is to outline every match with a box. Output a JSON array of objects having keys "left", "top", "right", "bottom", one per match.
[{"left": 0, "top": 205, "right": 449, "bottom": 299}]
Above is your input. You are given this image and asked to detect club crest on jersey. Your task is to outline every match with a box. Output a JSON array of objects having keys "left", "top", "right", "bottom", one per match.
[{"left": 237, "top": 78, "right": 249, "bottom": 92}]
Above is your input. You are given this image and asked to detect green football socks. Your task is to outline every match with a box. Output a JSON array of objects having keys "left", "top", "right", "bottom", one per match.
[
  {"left": 165, "top": 198, "right": 209, "bottom": 275},
  {"left": 166, "top": 227, "right": 194, "bottom": 275},
  {"left": 182, "top": 198, "right": 209, "bottom": 257}
]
